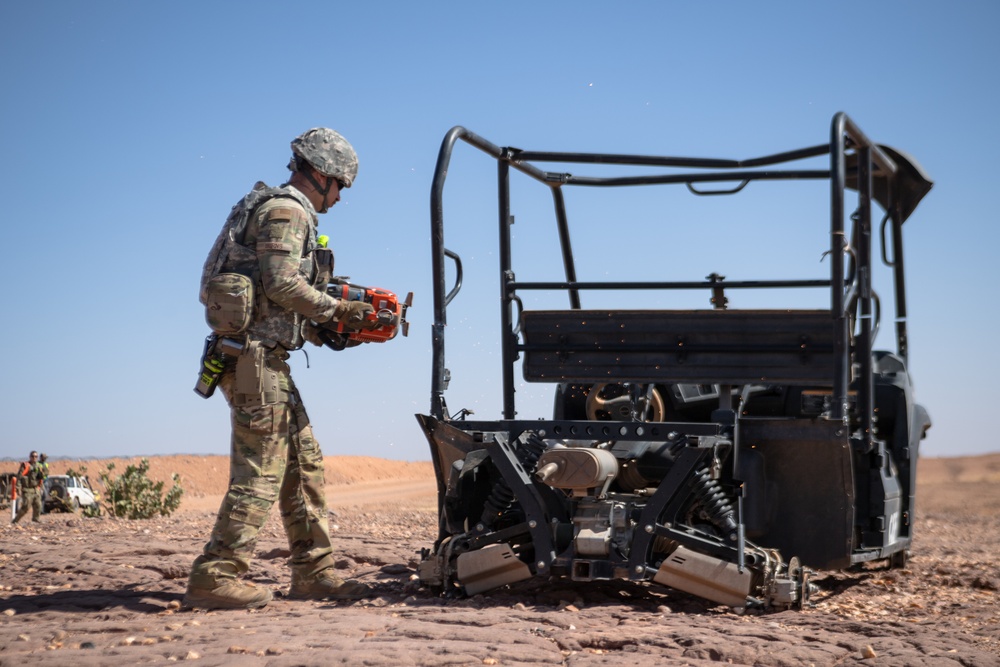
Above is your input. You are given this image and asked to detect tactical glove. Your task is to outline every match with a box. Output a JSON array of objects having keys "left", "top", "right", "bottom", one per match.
[
  {"left": 301, "top": 321, "right": 326, "bottom": 347},
  {"left": 334, "top": 300, "right": 376, "bottom": 330}
]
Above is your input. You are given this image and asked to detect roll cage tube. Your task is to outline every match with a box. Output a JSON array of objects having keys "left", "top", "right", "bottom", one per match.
[{"left": 427, "top": 113, "right": 932, "bottom": 425}]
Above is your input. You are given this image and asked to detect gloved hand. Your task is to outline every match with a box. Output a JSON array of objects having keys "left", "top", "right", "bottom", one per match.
[
  {"left": 301, "top": 321, "right": 326, "bottom": 347},
  {"left": 334, "top": 300, "right": 376, "bottom": 330}
]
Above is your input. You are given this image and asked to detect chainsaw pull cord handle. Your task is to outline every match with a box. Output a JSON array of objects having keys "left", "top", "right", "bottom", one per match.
[{"left": 375, "top": 308, "right": 396, "bottom": 327}]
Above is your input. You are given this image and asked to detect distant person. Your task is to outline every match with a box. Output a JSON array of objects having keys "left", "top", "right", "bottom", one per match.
[
  {"left": 185, "top": 128, "right": 375, "bottom": 610},
  {"left": 12, "top": 451, "right": 44, "bottom": 524},
  {"left": 38, "top": 453, "right": 49, "bottom": 477}
]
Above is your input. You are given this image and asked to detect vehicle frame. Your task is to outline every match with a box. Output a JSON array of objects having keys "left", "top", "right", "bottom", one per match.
[{"left": 416, "top": 112, "right": 932, "bottom": 609}]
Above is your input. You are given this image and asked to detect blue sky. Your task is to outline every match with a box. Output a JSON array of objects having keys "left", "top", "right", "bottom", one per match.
[{"left": 0, "top": 1, "right": 996, "bottom": 462}]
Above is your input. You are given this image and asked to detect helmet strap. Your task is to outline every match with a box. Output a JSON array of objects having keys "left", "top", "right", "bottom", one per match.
[
  {"left": 296, "top": 164, "right": 335, "bottom": 212},
  {"left": 304, "top": 166, "right": 333, "bottom": 199}
]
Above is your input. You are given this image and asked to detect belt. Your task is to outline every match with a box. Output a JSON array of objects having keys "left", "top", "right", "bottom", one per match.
[{"left": 231, "top": 388, "right": 290, "bottom": 408}]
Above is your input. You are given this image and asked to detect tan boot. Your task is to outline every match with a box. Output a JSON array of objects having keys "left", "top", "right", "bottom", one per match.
[
  {"left": 184, "top": 573, "right": 272, "bottom": 610},
  {"left": 288, "top": 568, "right": 371, "bottom": 601}
]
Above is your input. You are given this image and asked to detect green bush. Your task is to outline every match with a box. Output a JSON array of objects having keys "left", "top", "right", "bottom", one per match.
[{"left": 98, "top": 459, "right": 184, "bottom": 519}]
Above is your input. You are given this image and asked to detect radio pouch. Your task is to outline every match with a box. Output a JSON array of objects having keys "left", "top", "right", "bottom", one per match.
[
  {"left": 204, "top": 273, "right": 255, "bottom": 335},
  {"left": 313, "top": 247, "right": 334, "bottom": 288}
]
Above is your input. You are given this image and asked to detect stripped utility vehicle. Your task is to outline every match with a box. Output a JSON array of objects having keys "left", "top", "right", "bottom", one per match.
[{"left": 416, "top": 113, "right": 932, "bottom": 609}]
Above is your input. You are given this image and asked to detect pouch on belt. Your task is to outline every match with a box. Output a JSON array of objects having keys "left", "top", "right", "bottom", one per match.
[{"left": 234, "top": 340, "right": 283, "bottom": 406}]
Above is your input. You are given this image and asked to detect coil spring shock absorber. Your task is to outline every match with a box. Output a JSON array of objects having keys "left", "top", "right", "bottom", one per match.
[
  {"left": 479, "top": 433, "right": 547, "bottom": 528},
  {"left": 689, "top": 466, "right": 739, "bottom": 539}
]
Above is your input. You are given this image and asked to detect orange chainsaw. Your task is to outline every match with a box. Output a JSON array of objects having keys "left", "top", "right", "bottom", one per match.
[{"left": 319, "top": 278, "right": 412, "bottom": 350}]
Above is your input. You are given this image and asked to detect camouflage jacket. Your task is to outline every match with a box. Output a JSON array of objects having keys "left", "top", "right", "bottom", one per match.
[{"left": 200, "top": 182, "right": 338, "bottom": 350}]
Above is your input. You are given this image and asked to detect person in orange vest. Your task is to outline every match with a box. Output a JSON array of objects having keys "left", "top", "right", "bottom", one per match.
[{"left": 12, "top": 451, "right": 44, "bottom": 524}]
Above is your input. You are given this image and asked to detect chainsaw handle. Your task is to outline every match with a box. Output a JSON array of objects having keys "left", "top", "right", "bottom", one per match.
[{"left": 317, "top": 329, "right": 349, "bottom": 351}]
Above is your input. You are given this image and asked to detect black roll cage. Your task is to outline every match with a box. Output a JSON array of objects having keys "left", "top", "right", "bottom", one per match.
[{"left": 428, "top": 113, "right": 932, "bottom": 441}]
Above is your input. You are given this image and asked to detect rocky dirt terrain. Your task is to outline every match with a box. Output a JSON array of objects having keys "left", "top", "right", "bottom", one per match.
[{"left": 1, "top": 453, "right": 998, "bottom": 666}]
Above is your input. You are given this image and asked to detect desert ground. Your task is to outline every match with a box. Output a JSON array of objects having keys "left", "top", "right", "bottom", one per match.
[{"left": 1, "top": 452, "right": 998, "bottom": 666}]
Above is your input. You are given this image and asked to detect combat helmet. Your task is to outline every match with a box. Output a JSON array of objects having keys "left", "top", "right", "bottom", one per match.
[{"left": 290, "top": 128, "right": 358, "bottom": 188}]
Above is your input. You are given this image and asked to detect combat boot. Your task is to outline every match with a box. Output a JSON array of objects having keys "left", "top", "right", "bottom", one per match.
[
  {"left": 288, "top": 568, "right": 371, "bottom": 601},
  {"left": 184, "top": 573, "right": 272, "bottom": 610}
]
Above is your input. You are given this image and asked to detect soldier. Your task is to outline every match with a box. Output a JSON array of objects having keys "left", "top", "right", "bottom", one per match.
[
  {"left": 12, "top": 451, "right": 44, "bottom": 524},
  {"left": 185, "top": 128, "right": 375, "bottom": 610}
]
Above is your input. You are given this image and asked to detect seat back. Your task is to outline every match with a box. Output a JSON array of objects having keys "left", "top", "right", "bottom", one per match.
[{"left": 521, "top": 309, "right": 836, "bottom": 386}]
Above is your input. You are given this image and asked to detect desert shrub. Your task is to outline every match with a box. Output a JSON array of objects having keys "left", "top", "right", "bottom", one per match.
[
  {"left": 81, "top": 503, "right": 102, "bottom": 518},
  {"left": 99, "top": 459, "right": 184, "bottom": 519}
]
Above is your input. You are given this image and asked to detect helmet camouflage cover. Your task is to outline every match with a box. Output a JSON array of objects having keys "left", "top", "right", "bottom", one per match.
[{"left": 290, "top": 128, "right": 358, "bottom": 187}]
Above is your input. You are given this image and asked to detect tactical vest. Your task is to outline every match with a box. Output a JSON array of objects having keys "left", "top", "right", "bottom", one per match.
[
  {"left": 200, "top": 182, "right": 321, "bottom": 350},
  {"left": 19, "top": 463, "right": 44, "bottom": 491}
]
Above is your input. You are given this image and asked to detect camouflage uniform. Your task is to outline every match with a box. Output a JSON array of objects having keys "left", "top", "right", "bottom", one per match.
[
  {"left": 13, "top": 461, "right": 44, "bottom": 523},
  {"left": 188, "top": 129, "right": 371, "bottom": 609},
  {"left": 191, "top": 191, "right": 338, "bottom": 578}
]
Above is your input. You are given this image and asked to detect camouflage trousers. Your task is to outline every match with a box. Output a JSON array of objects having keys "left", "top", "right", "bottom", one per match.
[
  {"left": 13, "top": 488, "right": 41, "bottom": 523},
  {"left": 191, "top": 350, "right": 335, "bottom": 581}
]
